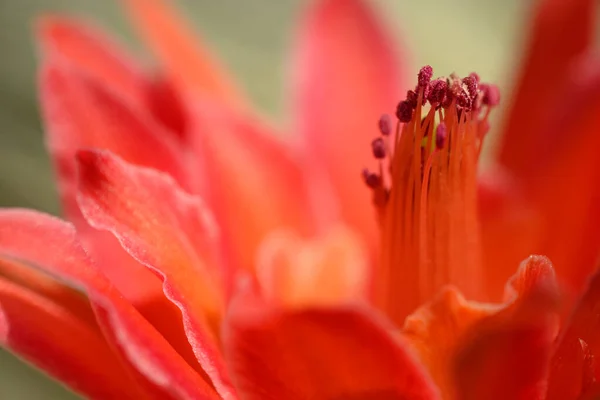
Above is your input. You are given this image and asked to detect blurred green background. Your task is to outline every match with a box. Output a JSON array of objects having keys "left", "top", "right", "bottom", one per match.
[{"left": 0, "top": 0, "right": 526, "bottom": 398}]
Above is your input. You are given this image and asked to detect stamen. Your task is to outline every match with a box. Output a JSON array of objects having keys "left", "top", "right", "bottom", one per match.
[
  {"left": 371, "top": 138, "right": 386, "bottom": 159},
  {"left": 362, "top": 168, "right": 381, "bottom": 189},
  {"left": 428, "top": 79, "right": 447, "bottom": 105},
  {"left": 363, "top": 66, "right": 501, "bottom": 325},
  {"left": 480, "top": 83, "right": 500, "bottom": 106},
  {"left": 378, "top": 114, "right": 393, "bottom": 136},
  {"left": 418, "top": 65, "right": 433, "bottom": 88},
  {"left": 396, "top": 100, "right": 413, "bottom": 123}
]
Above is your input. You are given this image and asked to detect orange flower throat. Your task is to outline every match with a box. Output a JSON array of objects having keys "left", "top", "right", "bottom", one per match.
[{"left": 364, "top": 66, "right": 500, "bottom": 324}]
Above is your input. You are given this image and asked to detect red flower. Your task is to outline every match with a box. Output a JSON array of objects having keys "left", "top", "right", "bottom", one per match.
[{"left": 1, "top": 0, "right": 600, "bottom": 399}]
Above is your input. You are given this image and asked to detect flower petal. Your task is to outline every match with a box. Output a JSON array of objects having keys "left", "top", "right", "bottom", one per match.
[
  {"left": 40, "top": 59, "right": 188, "bottom": 210},
  {"left": 40, "top": 58, "right": 188, "bottom": 303},
  {"left": 483, "top": 64, "right": 600, "bottom": 297},
  {"left": 498, "top": 0, "right": 595, "bottom": 174},
  {"left": 403, "top": 255, "right": 558, "bottom": 397},
  {"left": 223, "top": 287, "right": 440, "bottom": 400},
  {"left": 0, "top": 275, "right": 143, "bottom": 399},
  {"left": 40, "top": 61, "right": 197, "bottom": 372},
  {"left": 36, "top": 16, "right": 146, "bottom": 107},
  {"left": 290, "top": 0, "right": 406, "bottom": 246},
  {"left": 0, "top": 257, "right": 96, "bottom": 326},
  {"left": 453, "top": 256, "right": 559, "bottom": 400},
  {"left": 75, "top": 149, "right": 237, "bottom": 399},
  {"left": 0, "top": 209, "right": 220, "bottom": 400},
  {"left": 121, "top": 0, "right": 244, "bottom": 108},
  {"left": 548, "top": 268, "right": 600, "bottom": 399},
  {"left": 189, "top": 100, "right": 319, "bottom": 272}
]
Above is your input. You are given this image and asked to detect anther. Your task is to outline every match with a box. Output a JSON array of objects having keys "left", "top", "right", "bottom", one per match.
[
  {"left": 371, "top": 137, "right": 386, "bottom": 159},
  {"left": 378, "top": 114, "right": 393, "bottom": 136},
  {"left": 462, "top": 76, "right": 479, "bottom": 101},
  {"left": 406, "top": 90, "right": 418, "bottom": 108},
  {"left": 427, "top": 79, "right": 447, "bottom": 105},
  {"left": 468, "top": 72, "right": 480, "bottom": 83},
  {"left": 418, "top": 65, "right": 433, "bottom": 88},
  {"left": 362, "top": 169, "right": 382, "bottom": 189},
  {"left": 396, "top": 100, "right": 413, "bottom": 123},
  {"left": 480, "top": 83, "right": 500, "bottom": 106}
]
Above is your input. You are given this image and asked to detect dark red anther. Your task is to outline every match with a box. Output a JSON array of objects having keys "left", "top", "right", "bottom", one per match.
[
  {"left": 427, "top": 79, "right": 447, "bottom": 104},
  {"left": 371, "top": 137, "right": 386, "bottom": 159},
  {"left": 406, "top": 90, "right": 418, "bottom": 108},
  {"left": 481, "top": 83, "right": 500, "bottom": 106},
  {"left": 396, "top": 100, "right": 413, "bottom": 123},
  {"left": 468, "top": 72, "right": 480, "bottom": 83},
  {"left": 378, "top": 114, "right": 393, "bottom": 136},
  {"left": 436, "top": 122, "right": 447, "bottom": 149},
  {"left": 457, "top": 91, "right": 471, "bottom": 109},
  {"left": 362, "top": 169, "right": 382, "bottom": 189},
  {"left": 462, "top": 76, "right": 478, "bottom": 101},
  {"left": 418, "top": 65, "right": 433, "bottom": 88}
]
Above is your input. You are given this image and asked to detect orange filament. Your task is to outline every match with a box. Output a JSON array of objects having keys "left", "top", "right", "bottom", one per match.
[{"left": 366, "top": 67, "right": 499, "bottom": 325}]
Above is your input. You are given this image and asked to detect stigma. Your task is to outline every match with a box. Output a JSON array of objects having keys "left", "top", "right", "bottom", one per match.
[{"left": 363, "top": 66, "right": 500, "bottom": 325}]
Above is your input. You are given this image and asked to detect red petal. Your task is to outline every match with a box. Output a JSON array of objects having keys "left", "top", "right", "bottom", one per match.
[
  {"left": 0, "top": 209, "right": 220, "bottom": 399},
  {"left": 189, "top": 101, "right": 319, "bottom": 273},
  {"left": 498, "top": 0, "right": 595, "bottom": 174},
  {"left": 36, "top": 16, "right": 146, "bottom": 107},
  {"left": 453, "top": 256, "right": 559, "bottom": 400},
  {"left": 404, "top": 255, "right": 558, "bottom": 397},
  {"left": 37, "top": 16, "right": 188, "bottom": 140},
  {"left": 483, "top": 64, "right": 600, "bottom": 298},
  {"left": 548, "top": 268, "right": 600, "bottom": 399},
  {"left": 290, "top": 0, "right": 406, "bottom": 248},
  {"left": 40, "top": 59, "right": 188, "bottom": 303},
  {"left": 223, "top": 288, "right": 440, "bottom": 400},
  {"left": 0, "top": 257, "right": 97, "bottom": 326},
  {"left": 0, "top": 276, "right": 144, "bottom": 399},
  {"left": 76, "top": 150, "right": 236, "bottom": 399},
  {"left": 40, "top": 60, "right": 188, "bottom": 211},
  {"left": 121, "top": 0, "right": 244, "bottom": 108}
]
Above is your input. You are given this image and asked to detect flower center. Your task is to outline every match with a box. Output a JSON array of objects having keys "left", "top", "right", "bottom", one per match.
[{"left": 364, "top": 66, "right": 500, "bottom": 325}]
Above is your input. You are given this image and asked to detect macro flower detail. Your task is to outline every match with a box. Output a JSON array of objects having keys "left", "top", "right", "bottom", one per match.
[
  {"left": 364, "top": 67, "right": 501, "bottom": 324},
  {"left": 0, "top": 0, "right": 600, "bottom": 399}
]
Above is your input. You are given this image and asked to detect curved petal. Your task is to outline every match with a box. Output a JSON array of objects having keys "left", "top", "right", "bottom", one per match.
[
  {"left": 189, "top": 100, "right": 319, "bottom": 272},
  {"left": 403, "top": 255, "right": 558, "bottom": 397},
  {"left": 121, "top": 0, "right": 245, "bottom": 108},
  {"left": 40, "top": 61, "right": 198, "bottom": 370},
  {"left": 36, "top": 16, "right": 146, "bottom": 107},
  {"left": 40, "top": 58, "right": 187, "bottom": 302},
  {"left": 290, "top": 0, "right": 407, "bottom": 247},
  {"left": 548, "top": 267, "right": 600, "bottom": 399},
  {"left": 0, "top": 209, "right": 221, "bottom": 400},
  {"left": 37, "top": 16, "right": 189, "bottom": 140},
  {"left": 223, "top": 287, "right": 440, "bottom": 400},
  {"left": 452, "top": 256, "right": 559, "bottom": 400},
  {"left": 482, "top": 63, "right": 600, "bottom": 297},
  {"left": 0, "top": 276, "right": 143, "bottom": 399},
  {"left": 0, "top": 258, "right": 97, "bottom": 326},
  {"left": 498, "top": 0, "right": 595, "bottom": 174},
  {"left": 75, "top": 149, "right": 237, "bottom": 400}
]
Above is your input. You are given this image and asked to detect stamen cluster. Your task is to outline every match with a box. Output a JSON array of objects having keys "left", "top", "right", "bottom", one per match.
[
  {"left": 362, "top": 65, "right": 501, "bottom": 323},
  {"left": 363, "top": 65, "right": 500, "bottom": 197}
]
